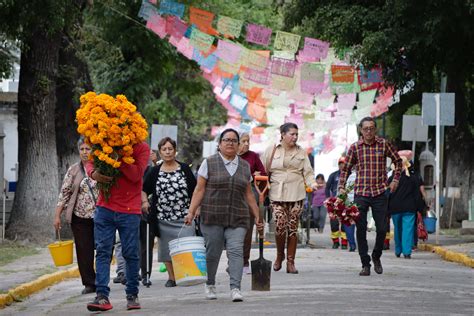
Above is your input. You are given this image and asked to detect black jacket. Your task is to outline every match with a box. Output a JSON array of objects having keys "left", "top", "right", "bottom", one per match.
[{"left": 142, "top": 161, "right": 197, "bottom": 219}]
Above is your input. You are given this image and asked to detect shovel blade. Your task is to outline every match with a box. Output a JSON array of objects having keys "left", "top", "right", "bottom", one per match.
[{"left": 251, "top": 257, "right": 272, "bottom": 291}]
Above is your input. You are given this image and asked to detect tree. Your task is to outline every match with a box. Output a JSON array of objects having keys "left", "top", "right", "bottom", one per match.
[
  {"left": 283, "top": 0, "right": 474, "bottom": 226},
  {"left": 83, "top": 0, "right": 228, "bottom": 165},
  {"left": 0, "top": 1, "right": 85, "bottom": 240}
]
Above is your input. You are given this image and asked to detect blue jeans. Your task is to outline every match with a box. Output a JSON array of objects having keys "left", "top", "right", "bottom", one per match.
[
  {"left": 94, "top": 206, "right": 141, "bottom": 297},
  {"left": 392, "top": 212, "right": 416, "bottom": 256},
  {"left": 344, "top": 224, "right": 356, "bottom": 248}
]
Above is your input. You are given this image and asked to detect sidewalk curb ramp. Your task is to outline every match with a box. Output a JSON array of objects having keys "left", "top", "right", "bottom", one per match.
[
  {"left": 419, "top": 243, "right": 474, "bottom": 268},
  {"left": 0, "top": 266, "right": 79, "bottom": 309}
]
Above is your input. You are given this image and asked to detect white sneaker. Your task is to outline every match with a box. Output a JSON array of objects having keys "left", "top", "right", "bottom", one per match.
[
  {"left": 230, "top": 288, "right": 243, "bottom": 302},
  {"left": 243, "top": 266, "right": 251, "bottom": 275},
  {"left": 205, "top": 284, "right": 217, "bottom": 300}
]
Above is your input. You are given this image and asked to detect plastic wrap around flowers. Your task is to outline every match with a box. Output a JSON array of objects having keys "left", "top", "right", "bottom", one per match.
[
  {"left": 76, "top": 92, "right": 148, "bottom": 200},
  {"left": 324, "top": 186, "right": 360, "bottom": 226}
]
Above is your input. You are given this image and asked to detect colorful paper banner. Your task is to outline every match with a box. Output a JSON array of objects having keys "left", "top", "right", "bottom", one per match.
[
  {"left": 271, "top": 57, "right": 296, "bottom": 78},
  {"left": 216, "top": 40, "right": 242, "bottom": 64},
  {"left": 189, "top": 7, "right": 217, "bottom": 35},
  {"left": 303, "top": 37, "right": 329, "bottom": 59},
  {"left": 331, "top": 65, "right": 355, "bottom": 83},
  {"left": 189, "top": 28, "right": 214, "bottom": 53},
  {"left": 245, "top": 23, "right": 272, "bottom": 46},
  {"left": 274, "top": 31, "right": 301, "bottom": 53},
  {"left": 158, "top": 0, "right": 185, "bottom": 18},
  {"left": 217, "top": 15, "right": 243, "bottom": 38}
]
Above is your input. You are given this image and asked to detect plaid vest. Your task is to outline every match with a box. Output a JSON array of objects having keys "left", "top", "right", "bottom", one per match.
[{"left": 200, "top": 154, "right": 251, "bottom": 228}]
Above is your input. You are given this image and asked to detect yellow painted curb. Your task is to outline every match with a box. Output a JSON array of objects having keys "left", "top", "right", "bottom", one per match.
[
  {"left": 419, "top": 244, "right": 474, "bottom": 268},
  {"left": 0, "top": 266, "right": 79, "bottom": 309}
]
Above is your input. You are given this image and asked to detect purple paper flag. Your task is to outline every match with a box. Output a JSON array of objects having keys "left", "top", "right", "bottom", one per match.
[
  {"left": 303, "top": 37, "right": 329, "bottom": 59},
  {"left": 245, "top": 24, "right": 272, "bottom": 46}
]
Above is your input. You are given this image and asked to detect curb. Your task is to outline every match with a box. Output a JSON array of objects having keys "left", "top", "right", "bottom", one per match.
[
  {"left": 418, "top": 243, "right": 474, "bottom": 268},
  {"left": 0, "top": 266, "right": 80, "bottom": 309}
]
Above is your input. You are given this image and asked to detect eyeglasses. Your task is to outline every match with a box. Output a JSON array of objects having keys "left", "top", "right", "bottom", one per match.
[
  {"left": 362, "top": 127, "right": 376, "bottom": 132},
  {"left": 221, "top": 138, "right": 239, "bottom": 144}
]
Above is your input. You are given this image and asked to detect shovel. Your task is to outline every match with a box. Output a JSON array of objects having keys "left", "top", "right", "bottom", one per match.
[{"left": 251, "top": 175, "right": 271, "bottom": 291}]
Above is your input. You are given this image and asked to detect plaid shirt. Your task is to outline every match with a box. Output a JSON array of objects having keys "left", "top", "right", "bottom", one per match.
[{"left": 338, "top": 137, "right": 402, "bottom": 197}]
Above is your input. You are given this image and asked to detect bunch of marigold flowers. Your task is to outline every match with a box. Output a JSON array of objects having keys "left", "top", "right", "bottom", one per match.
[{"left": 76, "top": 92, "right": 148, "bottom": 199}]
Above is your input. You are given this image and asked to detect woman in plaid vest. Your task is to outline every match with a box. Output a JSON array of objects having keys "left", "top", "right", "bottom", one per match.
[{"left": 185, "top": 129, "right": 264, "bottom": 302}]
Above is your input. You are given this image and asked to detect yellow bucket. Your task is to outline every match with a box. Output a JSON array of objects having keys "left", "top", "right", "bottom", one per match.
[{"left": 47, "top": 240, "right": 74, "bottom": 266}]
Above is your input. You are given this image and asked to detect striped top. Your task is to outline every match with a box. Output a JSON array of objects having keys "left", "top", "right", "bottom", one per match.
[{"left": 338, "top": 137, "right": 402, "bottom": 197}]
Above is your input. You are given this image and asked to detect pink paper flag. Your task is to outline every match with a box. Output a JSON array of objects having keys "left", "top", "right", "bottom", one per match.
[
  {"left": 244, "top": 67, "right": 271, "bottom": 85},
  {"left": 245, "top": 24, "right": 272, "bottom": 46},
  {"left": 271, "top": 57, "right": 296, "bottom": 78},
  {"left": 337, "top": 93, "right": 356, "bottom": 111},
  {"left": 296, "top": 50, "right": 319, "bottom": 63},
  {"left": 300, "top": 63, "right": 325, "bottom": 94},
  {"left": 146, "top": 13, "right": 166, "bottom": 38},
  {"left": 216, "top": 40, "right": 242, "bottom": 64},
  {"left": 169, "top": 17, "right": 188, "bottom": 39},
  {"left": 176, "top": 37, "right": 193, "bottom": 59},
  {"left": 303, "top": 37, "right": 329, "bottom": 59}
]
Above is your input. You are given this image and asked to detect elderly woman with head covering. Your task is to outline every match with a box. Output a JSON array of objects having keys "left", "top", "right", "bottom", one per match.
[
  {"left": 53, "top": 137, "right": 98, "bottom": 294},
  {"left": 184, "top": 128, "right": 264, "bottom": 302},
  {"left": 237, "top": 132, "right": 267, "bottom": 275},
  {"left": 388, "top": 153, "right": 425, "bottom": 259}
]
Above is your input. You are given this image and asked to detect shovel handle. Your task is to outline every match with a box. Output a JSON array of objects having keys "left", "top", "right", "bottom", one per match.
[{"left": 259, "top": 237, "right": 264, "bottom": 259}]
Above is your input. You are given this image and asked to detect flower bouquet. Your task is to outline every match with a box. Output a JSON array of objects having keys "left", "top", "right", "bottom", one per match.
[
  {"left": 324, "top": 185, "right": 360, "bottom": 226},
  {"left": 76, "top": 92, "right": 148, "bottom": 200}
]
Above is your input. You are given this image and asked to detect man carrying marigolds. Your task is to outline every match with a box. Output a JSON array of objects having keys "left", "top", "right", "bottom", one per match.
[{"left": 76, "top": 92, "right": 150, "bottom": 311}]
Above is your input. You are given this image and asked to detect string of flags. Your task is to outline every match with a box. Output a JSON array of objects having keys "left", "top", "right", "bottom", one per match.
[{"left": 138, "top": 0, "right": 395, "bottom": 149}]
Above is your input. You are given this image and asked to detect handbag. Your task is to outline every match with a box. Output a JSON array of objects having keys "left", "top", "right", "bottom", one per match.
[
  {"left": 417, "top": 212, "right": 428, "bottom": 241},
  {"left": 80, "top": 163, "right": 97, "bottom": 204}
]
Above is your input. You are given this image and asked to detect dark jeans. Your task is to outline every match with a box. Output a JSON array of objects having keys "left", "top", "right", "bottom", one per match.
[
  {"left": 140, "top": 218, "right": 156, "bottom": 278},
  {"left": 71, "top": 214, "right": 95, "bottom": 288},
  {"left": 94, "top": 206, "right": 141, "bottom": 297},
  {"left": 354, "top": 194, "right": 388, "bottom": 267}
]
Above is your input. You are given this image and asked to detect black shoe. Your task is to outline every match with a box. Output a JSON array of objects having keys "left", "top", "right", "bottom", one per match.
[
  {"left": 142, "top": 278, "right": 152, "bottom": 287},
  {"left": 372, "top": 256, "right": 383, "bottom": 274},
  {"left": 359, "top": 266, "right": 370, "bottom": 276},
  {"left": 396, "top": 253, "right": 401, "bottom": 258},
  {"left": 81, "top": 286, "right": 95, "bottom": 295},
  {"left": 349, "top": 247, "right": 356, "bottom": 252},
  {"left": 165, "top": 279, "right": 177, "bottom": 287},
  {"left": 332, "top": 242, "right": 340, "bottom": 249},
  {"left": 404, "top": 254, "right": 411, "bottom": 259},
  {"left": 87, "top": 295, "right": 113, "bottom": 312},
  {"left": 126, "top": 294, "right": 141, "bottom": 310},
  {"left": 341, "top": 244, "right": 348, "bottom": 250},
  {"left": 113, "top": 272, "right": 125, "bottom": 284}
]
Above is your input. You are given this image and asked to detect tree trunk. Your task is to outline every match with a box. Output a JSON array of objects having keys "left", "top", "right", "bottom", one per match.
[
  {"left": 440, "top": 76, "right": 474, "bottom": 228},
  {"left": 55, "top": 33, "right": 93, "bottom": 184},
  {"left": 6, "top": 30, "right": 61, "bottom": 241}
]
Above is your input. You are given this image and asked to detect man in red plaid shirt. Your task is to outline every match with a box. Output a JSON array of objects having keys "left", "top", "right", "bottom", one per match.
[{"left": 338, "top": 117, "right": 402, "bottom": 276}]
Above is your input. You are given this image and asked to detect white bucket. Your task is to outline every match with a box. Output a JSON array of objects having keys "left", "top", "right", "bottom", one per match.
[{"left": 169, "top": 236, "right": 207, "bottom": 286}]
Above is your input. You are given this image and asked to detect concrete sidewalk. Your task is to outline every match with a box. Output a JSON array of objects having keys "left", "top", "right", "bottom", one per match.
[{"left": 0, "top": 228, "right": 472, "bottom": 310}]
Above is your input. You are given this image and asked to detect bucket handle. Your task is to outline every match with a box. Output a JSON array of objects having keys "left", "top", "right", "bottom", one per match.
[
  {"left": 177, "top": 223, "right": 187, "bottom": 241},
  {"left": 56, "top": 229, "right": 61, "bottom": 242}
]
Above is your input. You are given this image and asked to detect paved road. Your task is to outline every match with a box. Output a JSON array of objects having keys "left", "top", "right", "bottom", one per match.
[{"left": 2, "top": 231, "right": 473, "bottom": 316}]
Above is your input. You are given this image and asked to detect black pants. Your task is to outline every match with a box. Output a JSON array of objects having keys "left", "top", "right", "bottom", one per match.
[
  {"left": 354, "top": 194, "right": 388, "bottom": 267},
  {"left": 140, "top": 219, "right": 156, "bottom": 278},
  {"left": 71, "top": 214, "right": 96, "bottom": 288}
]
